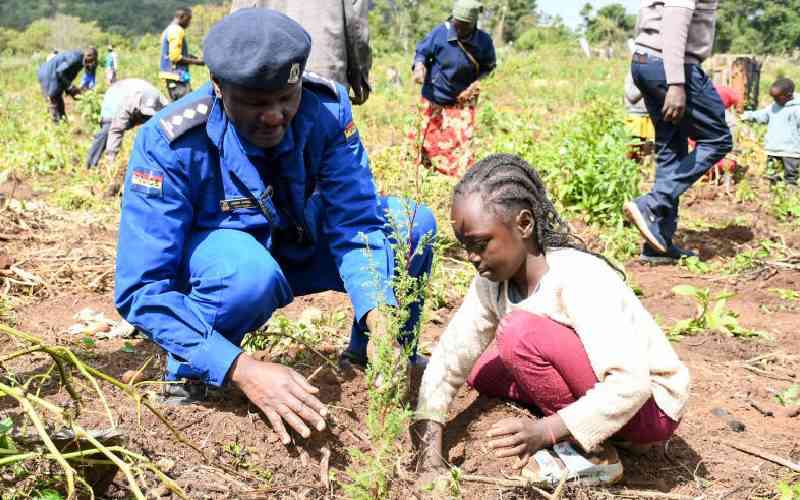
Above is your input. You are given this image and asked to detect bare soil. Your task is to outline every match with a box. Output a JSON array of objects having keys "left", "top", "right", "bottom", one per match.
[{"left": 1, "top": 175, "right": 799, "bottom": 499}]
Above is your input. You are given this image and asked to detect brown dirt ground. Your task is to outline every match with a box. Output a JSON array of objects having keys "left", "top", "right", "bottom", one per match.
[{"left": 1, "top": 175, "right": 799, "bottom": 499}]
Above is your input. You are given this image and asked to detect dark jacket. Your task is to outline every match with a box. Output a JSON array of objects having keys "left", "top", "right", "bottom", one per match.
[
  {"left": 37, "top": 50, "right": 84, "bottom": 97},
  {"left": 413, "top": 22, "right": 496, "bottom": 105}
]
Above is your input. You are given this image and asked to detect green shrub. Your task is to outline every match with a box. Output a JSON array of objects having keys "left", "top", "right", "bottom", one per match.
[
  {"left": 515, "top": 25, "right": 574, "bottom": 51},
  {"left": 530, "top": 98, "right": 642, "bottom": 226}
]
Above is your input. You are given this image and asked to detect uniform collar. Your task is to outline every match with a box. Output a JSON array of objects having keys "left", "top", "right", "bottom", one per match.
[{"left": 446, "top": 21, "right": 477, "bottom": 45}]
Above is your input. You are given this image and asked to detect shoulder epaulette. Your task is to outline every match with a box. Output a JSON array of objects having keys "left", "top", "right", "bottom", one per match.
[
  {"left": 159, "top": 95, "right": 213, "bottom": 142},
  {"left": 302, "top": 71, "right": 339, "bottom": 99}
]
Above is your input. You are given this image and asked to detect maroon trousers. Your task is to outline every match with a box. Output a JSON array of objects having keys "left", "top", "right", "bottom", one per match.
[{"left": 467, "top": 311, "right": 679, "bottom": 444}]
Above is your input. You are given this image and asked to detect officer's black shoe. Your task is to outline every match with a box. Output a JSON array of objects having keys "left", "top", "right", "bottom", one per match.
[
  {"left": 159, "top": 379, "right": 209, "bottom": 406},
  {"left": 639, "top": 243, "right": 696, "bottom": 265},
  {"left": 339, "top": 349, "right": 429, "bottom": 371},
  {"left": 339, "top": 349, "right": 367, "bottom": 371}
]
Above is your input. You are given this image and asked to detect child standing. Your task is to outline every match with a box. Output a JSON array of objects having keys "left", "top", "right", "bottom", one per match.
[
  {"left": 742, "top": 78, "right": 800, "bottom": 185},
  {"left": 412, "top": 154, "right": 690, "bottom": 489}
]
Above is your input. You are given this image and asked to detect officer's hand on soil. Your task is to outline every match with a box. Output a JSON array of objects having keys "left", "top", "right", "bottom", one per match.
[
  {"left": 413, "top": 64, "right": 426, "bottom": 85},
  {"left": 229, "top": 353, "right": 328, "bottom": 445},
  {"left": 663, "top": 84, "right": 687, "bottom": 124}
]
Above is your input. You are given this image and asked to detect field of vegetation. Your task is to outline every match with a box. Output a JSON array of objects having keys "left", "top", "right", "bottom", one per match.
[{"left": 1, "top": 6, "right": 800, "bottom": 500}]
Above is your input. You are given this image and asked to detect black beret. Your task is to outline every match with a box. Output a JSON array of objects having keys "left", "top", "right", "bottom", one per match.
[{"left": 203, "top": 8, "right": 311, "bottom": 91}]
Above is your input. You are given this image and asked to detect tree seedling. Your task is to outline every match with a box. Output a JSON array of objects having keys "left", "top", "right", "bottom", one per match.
[
  {"left": 770, "top": 288, "right": 800, "bottom": 302},
  {"left": 670, "top": 285, "right": 768, "bottom": 339},
  {"left": 775, "top": 384, "right": 800, "bottom": 407}
]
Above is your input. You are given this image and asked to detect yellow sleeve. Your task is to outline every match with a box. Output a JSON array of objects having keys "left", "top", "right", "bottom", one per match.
[{"left": 167, "top": 26, "right": 185, "bottom": 64}]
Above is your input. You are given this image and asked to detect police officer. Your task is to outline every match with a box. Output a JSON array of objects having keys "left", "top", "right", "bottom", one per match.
[{"left": 115, "top": 8, "right": 436, "bottom": 444}]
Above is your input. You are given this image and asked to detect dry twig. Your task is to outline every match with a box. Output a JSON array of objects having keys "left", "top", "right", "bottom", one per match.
[{"left": 721, "top": 440, "right": 800, "bottom": 473}]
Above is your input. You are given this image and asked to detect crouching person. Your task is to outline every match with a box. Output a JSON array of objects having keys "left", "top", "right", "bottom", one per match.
[
  {"left": 114, "top": 9, "right": 436, "bottom": 444},
  {"left": 412, "top": 154, "right": 689, "bottom": 490}
]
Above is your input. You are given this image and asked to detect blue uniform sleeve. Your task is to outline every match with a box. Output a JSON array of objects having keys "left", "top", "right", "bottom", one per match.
[
  {"left": 80, "top": 70, "right": 96, "bottom": 90},
  {"left": 478, "top": 35, "right": 497, "bottom": 78},
  {"left": 114, "top": 127, "right": 242, "bottom": 387},
  {"left": 413, "top": 27, "right": 438, "bottom": 69},
  {"left": 317, "top": 89, "right": 396, "bottom": 322}
]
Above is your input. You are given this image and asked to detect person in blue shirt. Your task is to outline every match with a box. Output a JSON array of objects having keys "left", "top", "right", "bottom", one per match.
[
  {"left": 411, "top": 0, "right": 496, "bottom": 176},
  {"left": 37, "top": 47, "right": 98, "bottom": 122},
  {"left": 115, "top": 8, "right": 436, "bottom": 444}
]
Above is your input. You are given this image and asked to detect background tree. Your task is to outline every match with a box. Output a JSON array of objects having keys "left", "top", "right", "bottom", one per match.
[
  {"left": 0, "top": 0, "right": 227, "bottom": 39},
  {"left": 580, "top": 2, "right": 635, "bottom": 45},
  {"left": 483, "top": 0, "right": 538, "bottom": 45},
  {"left": 715, "top": 0, "right": 800, "bottom": 55}
]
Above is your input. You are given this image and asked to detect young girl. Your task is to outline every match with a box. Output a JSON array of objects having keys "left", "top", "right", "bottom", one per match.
[{"left": 412, "top": 154, "right": 690, "bottom": 488}]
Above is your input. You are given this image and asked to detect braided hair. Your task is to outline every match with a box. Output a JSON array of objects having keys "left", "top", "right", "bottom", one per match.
[{"left": 453, "top": 154, "right": 623, "bottom": 276}]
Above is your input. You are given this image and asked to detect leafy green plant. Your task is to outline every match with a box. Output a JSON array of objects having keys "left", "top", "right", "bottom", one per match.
[
  {"left": 771, "top": 184, "right": 800, "bottom": 223},
  {"left": 735, "top": 177, "right": 755, "bottom": 203},
  {"left": 0, "top": 295, "right": 15, "bottom": 327},
  {"left": 32, "top": 489, "right": 63, "bottom": 500},
  {"left": 242, "top": 310, "right": 346, "bottom": 362},
  {"left": 770, "top": 288, "right": 800, "bottom": 301},
  {"left": 775, "top": 384, "right": 800, "bottom": 407},
  {"left": 778, "top": 481, "right": 800, "bottom": 500},
  {"left": 75, "top": 89, "right": 103, "bottom": 128},
  {"left": 670, "top": 285, "right": 767, "bottom": 339},
  {"left": 599, "top": 222, "right": 640, "bottom": 265},
  {"left": 343, "top": 204, "right": 435, "bottom": 499},
  {"left": 722, "top": 239, "right": 783, "bottom": 275},
  {"left": 529, "top": 99, "right": 642, "bottom": 227},
  {"left": 680, "top": 256, "right": 713, "bottom": 275},
  {"left": 223, "top": 440, "right": 249, "bottom": 470},
  {"left": 0, "top": 416, "right": 15, "bottom": 452}
]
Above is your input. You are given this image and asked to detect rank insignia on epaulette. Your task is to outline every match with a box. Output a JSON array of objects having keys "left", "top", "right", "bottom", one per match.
[
  {"left": 288, "top": 63, "right": 301, "bottom": 84},
  {"left": 302, "top": 71, "right": 338, "bottom": 98},
  {"left": 160, "top": 97, "right": 213, "bottom": 142}
]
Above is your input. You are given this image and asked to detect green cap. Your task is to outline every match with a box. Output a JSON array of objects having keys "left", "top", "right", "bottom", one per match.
[{"left": 452, "top": 0, "right": 483, "bottom": 24}]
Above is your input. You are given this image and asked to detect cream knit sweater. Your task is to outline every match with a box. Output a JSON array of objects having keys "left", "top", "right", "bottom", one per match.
[{"left": 416, "top": 248, "right": 690, "bottom": 452}]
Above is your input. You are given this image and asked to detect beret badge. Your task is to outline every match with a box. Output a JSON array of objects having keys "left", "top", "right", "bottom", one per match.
[{"left": 288, "top": 63, "right": 301, "bottom": 84}]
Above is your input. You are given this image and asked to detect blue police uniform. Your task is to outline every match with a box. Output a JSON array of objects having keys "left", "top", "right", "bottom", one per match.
[
  {"left": 114, "top": 76, "right": 436, "bottom": 387},
  {"left": 413, "top": 21, "right": 496, "bottom": 105}
]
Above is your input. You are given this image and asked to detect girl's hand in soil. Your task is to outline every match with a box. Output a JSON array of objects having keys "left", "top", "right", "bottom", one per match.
[
  {"left": 411, "top": 419, "right": 450, "bottom": 494},
  {"left": 411, "top": 419, "right": 447, "bottom": 470},
  {"left": 486, "top": 415, "right": 570, "bottom": 468},
  {"left": 229, "top": 353, "right": 328, "bottom": 445}
]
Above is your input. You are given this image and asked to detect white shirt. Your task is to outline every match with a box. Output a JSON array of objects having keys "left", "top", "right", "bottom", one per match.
[{"left": 416, "top": 248, "right": 690, "bottom": 451}]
